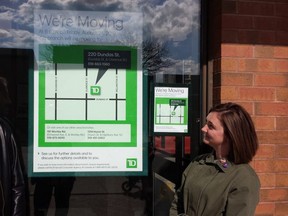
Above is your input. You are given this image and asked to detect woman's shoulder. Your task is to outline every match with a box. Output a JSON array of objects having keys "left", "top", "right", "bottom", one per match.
[
  {"left": 234, "top": 163, "right": 258, "bottom": 176},
  {"left": 231, "top": 163, "right": 260, "bottom": 187},
  {"left": 192, "top": 153, "right": 213, "bottom": 162}
]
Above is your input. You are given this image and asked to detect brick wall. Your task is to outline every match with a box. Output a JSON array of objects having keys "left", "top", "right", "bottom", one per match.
[{"left": 207, "top": 0, "right": 288, "bottom": 215}]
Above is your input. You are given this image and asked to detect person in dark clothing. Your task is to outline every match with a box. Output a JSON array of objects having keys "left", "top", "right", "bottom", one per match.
[
  {"left": 0, "top": 77, "right": 26, "bottom": 216},
  {"left": 32, "top": 177, "right": 75, "bottom": 216}
]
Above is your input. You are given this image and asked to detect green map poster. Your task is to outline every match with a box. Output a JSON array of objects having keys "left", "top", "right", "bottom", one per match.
[
  {"left": 153, "top": 86, "right": 189, "bottom": 134},
  {"left": 31, "top": 10, "right": 145, "bottom": 176}
]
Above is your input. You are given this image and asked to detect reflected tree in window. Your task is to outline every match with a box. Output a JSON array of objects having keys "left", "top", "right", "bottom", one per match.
[{"left": 142, "top": 38, "right": 174, "bottom": 75}]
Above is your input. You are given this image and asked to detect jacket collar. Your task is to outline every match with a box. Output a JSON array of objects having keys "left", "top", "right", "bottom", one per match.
[{"left": 199, "top": 153, "right": 233, "bottom": 173}]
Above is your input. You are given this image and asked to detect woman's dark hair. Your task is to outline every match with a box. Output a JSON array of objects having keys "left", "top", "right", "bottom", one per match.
[{"left": 209, "top": 102, "right": 258, "bottom": 164}]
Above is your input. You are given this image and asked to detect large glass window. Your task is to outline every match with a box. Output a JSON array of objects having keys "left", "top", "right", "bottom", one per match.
[{"left": 0, "top": 0, "right": 201, "bottom": 215}]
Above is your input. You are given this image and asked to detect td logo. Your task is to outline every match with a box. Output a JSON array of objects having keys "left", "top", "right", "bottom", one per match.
[
  {"left": 90, "top": 86, "right": 101, "bottom": 95},
  {"left": 126, "top": 158, "right": 137, "bottom": 168}
]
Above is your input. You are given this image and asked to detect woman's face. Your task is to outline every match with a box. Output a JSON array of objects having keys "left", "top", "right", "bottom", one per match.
[{"left": 201, "top": 112, "right": 225, "bottom": 149}]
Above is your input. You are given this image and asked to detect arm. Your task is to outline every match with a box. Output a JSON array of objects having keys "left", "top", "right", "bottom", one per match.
[
  {"left": 10, "top": 134, "right": 26, "bottom": 216},
  {"left": 169, "top": 164, "right": 191, "bottom": 216},
  {"left": 225, "top": 172, "right": 260, "bottom": 216},
  {"left": 169, "top": 186, "right": 184, "bottom": 216}
]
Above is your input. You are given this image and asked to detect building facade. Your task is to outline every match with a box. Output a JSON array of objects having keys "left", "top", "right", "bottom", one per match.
[{"left": 0, "top": 0, "right": 287, "bottom": 215}]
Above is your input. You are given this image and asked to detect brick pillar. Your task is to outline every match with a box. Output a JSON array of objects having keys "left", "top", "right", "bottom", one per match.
[{"left": 207, "top": 0, "right": 288, "bottom": 215}]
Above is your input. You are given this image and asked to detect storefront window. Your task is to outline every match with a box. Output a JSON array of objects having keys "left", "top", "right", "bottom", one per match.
[{"left": 0, "top": 0, "right": 200, "bottom": 215}]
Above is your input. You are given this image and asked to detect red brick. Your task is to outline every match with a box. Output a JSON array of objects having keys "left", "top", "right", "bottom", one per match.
[
  {"left": 255, "top": 46, "right": 274, "bottom": 58},
  {"left": 276, "top": 17, "right": 288, "bottom": 31},
  {"left": 253, "top": 116, "right": 275, "bottom": 130},
  {"left": 260, "top": 188, "right": 288, "bottom": 202},
  {"left": 255, "top": 144, "right": 275, "bottom": 159},
  {"left": 275, "top": 3, "right": 288, "bottom": 17},
  {"left": 221, "top": 29, "right": 238, "bottom": 43},
  {"left": 220, "top": 86, "right": 238, "bottom": 100},
  {"left": 255, "top": 202, "right": 275, "bottom": 215},
  {"left": 258, "top": 173, "right": 276, "bottom": 188},
  {"left": 237, "top": 45, "right": 254, "bottom": 58},
  {"left": 238, "top": 30, "right": 277, "bottom": 45},
  {"left": 239, "top": 87, "right": 275, "bottom": 101},
  {"left": 238, "top": 30, "right": 260, "bottom": 44},
  {"left": 255, "top": 102, "right": 288, "bottom": 116},
  {"left": 222, "top": 0, "right": 237, "bottom": 14},
  {"left": 276, "top": 117, "right": 288, "bottom": 130},
  {"left": 222, "top": 15, "right": 254, "bottom": 29},
  {"left": 275, "top": 0, "right": 288, "bottom": 3},
  {"left": 221, "top": 44, "right": 253, "bottom": 58},
  {"left": 276, "top": 88, "right": 288, "bottom": 101},
  {"left": 255, "top": 74, "right": 287, "bottom": 87},
  {"left": 258, "top": 31, "right": 276, "bottom": 45},
  {"left": 221, "top": 44, "right": 237, "bottom": 57},
  {"left": 254, "top": 160, "right": 275, "bottom": 173},
  {"left": 257, "top": 59, "right": 276, "bottom": 72},
  {"left": 276, "top": 31, "right": 288, "bottom": 46},
  {"left": 274, "top": 160, "right": 288, "bottom": 172},
  {"left": 274, "top": 46, "right": 288, "bottom": 58},
  {"left": 222, "top": 73, "right": 253, "bottom": 86},
  {"left": 276, "top": 60, "right": 288, "bottom": 73},
  {"left": 238, "top": 2, "right": 275, "bottom": 16},
  {"left": 221, "top": 58, "right": 238, "bottom": 71},
  {"left": 254, "top": 17, "right": 277, "bottom": 31},
  {"left": 238, "top": 58, "right": 258, "bottom": 72},
  {"left": 275, "top": 145, "right": 288, "bottom": 158},
  {"left": 257, "top": 131, "right": 288, "bottom": 144},
  {"left": 275, "top": 202, "right": 288, "bottom": 215},
  {"left": 276, "top": 174, "right": 288, "bottom": 187}
]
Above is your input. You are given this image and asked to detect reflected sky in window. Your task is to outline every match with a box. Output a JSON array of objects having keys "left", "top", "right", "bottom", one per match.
[{"left": 0, "top": 0, "right": 200, "bottom": 75}]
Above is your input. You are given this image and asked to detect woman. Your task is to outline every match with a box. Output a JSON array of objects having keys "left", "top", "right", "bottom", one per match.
[{"left": 170, "top": 102, "right": 260, "bottom": 216}]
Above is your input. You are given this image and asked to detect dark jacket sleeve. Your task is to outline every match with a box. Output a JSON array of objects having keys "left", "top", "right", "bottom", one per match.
[
  {"left": 0, "top": 119, "right": 26, "bottom": 216},
  {"left": 10, "top": 134, "right": 26, "bottom": 216}
]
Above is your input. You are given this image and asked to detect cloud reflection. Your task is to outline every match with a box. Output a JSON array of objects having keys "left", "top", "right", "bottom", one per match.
[{"left": 0, "top": 0, "right": 200, "bottom": 74}]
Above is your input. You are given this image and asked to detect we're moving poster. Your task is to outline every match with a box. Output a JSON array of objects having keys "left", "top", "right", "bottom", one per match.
[
  {"left": 30, "top": 10, "right": 145, "bottom": 176},
  {"left": 153, "top": 85, "right": 190, "bottom": 135}
]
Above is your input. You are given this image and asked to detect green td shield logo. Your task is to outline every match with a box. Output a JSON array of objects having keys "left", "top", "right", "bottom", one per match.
[
  {"left": 126, "top": 158, "right": 137, "bottom": 168},
  {"left": 90, "top": 86, "right": 101, "bottom": 95}
]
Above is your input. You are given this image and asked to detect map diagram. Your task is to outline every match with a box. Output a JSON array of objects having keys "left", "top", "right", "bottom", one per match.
[
  {"left": 44, "top": 63, "right": 126, "bottom": 121},
  {"left": 155, "top": 104, "right": 185, "bottom": 124}
]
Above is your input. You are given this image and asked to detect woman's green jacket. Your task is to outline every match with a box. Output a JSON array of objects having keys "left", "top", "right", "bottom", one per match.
[{"left": 170, "top": 153, "right": 260, "bottom": 216}]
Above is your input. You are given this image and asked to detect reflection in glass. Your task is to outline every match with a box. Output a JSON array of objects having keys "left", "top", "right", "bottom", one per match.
[{"left": 0, "top": 0, "right": 201, "bottom": 215}]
